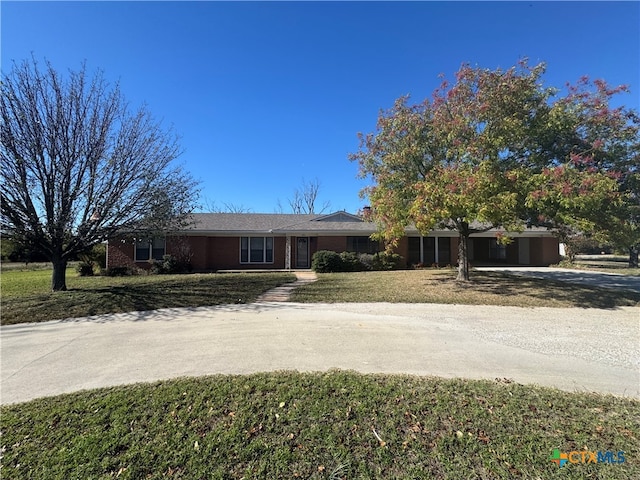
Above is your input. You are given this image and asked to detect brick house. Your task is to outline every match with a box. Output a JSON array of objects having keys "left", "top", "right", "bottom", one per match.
[{"left": 106, "top": 211, "right": 561, "bottom": 271}]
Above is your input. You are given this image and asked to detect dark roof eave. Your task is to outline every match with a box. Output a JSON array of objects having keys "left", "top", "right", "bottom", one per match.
[
  {"left": 174, "top": 227, "right": 556, "bottom": 237},
  {"left": 176, "top": 229, "right": 379, "bottom": 236}
]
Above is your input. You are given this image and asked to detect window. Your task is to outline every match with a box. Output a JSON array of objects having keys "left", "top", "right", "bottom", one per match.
[
  {"left": 347, "top": 236, "right": 380, "bottom": 254},
  {"left": 490, "top": 239, "right": 507, "bottom": 260},
  {"left": 135, "top": 237, "right": 165, "bottom": 261},
  {"left": 241, "top": 237, "right": 273, "bottom": 263}
]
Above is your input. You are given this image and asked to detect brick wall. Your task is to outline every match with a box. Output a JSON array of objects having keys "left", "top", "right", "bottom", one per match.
[
  {"left": 530, "top": 237, "right": 560, "bottom": 266},
  {"left": 450, "top": 237, "right": 459, "bottom": 265},
  {"left": 395, "top": 238, "right": 409, "bottom": 266},
  {"left": 316, "top": 236, "right": 348, "bottom": 252},
  {"left": 107, "top": 233, "right": 561, "bottom": 271},
  {"left": 106, "top": 238, "right": 136, "bottom": 269},
  {"left": 182, "top": 236, "right": 209, "bottom": 271},
  {"left": 206, "top": 236, "right": 287, "bottom": 270}
]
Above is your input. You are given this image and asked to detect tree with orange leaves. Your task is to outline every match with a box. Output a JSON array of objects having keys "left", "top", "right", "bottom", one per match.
[{"left": 351, "top": 60, "right": 638, "bottom": 280}]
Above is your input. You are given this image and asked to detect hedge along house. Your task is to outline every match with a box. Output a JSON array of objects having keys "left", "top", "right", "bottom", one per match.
[{"left": 106, "top": 211, "right": 561, "bottom": 271}]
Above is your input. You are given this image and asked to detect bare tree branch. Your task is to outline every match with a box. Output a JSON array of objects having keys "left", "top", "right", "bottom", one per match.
[
  {"left": 288, "top": 178, "right": 330, "bottom": 214},
  {"left": 1, "top": 57, "right": 199, "bottom": 290},
  {"left": 200, "top": 197, "right": 252, "bottom": 213}
]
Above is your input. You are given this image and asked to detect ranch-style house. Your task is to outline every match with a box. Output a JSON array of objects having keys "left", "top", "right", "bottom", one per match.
[{"left": 106, "top": 211, "right": 561, "bottom": 271}]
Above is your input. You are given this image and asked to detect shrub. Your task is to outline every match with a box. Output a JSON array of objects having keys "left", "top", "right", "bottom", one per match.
[
  {"left": 104, "top": 266, "right": 132, "bottom": 277},
  {"left": 150, "top": 255, "right": 189, "bottom": 274},
  {"left": 75, "top": 244, "right": 106, "bottom": 276},
  {"left": 311, "top": 250, "right": 344, "bottom": 273},
  {"left": 555, "top": 258, "right": 576, "bottom": 268},
  {"left": 149, "top": 260, "right": 162, "bottom": 274},
  {"left": 76, "top": 261, "right": 95, "bottom": 276},
  {"left": 312, "top": 250, "right": 404, "bottom": 272},
  {"left": 85, "top": 243, "right": 107, "bottom": 269},
  {"left": 372, "top": 252, "right": 403, "bottom": 270},
  {"left": 566, "top": 235, "right": 612, "bottom": 256},
  {"left": 356, "top": 253, "right": 376, "bottom": 271},
  {"left": 339, "top": 251, "right": 367, "bottom": 272}
]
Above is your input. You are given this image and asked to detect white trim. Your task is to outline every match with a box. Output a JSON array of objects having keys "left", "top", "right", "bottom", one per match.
[{"left": 285, "top": 235, "right": 291, "bottom": 270}]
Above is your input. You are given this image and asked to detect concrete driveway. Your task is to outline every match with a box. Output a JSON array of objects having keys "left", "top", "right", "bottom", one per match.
[
  {"left": 476, "top": 266, "right": 640, "bottom": 293},
  {"left": 2, "top": 302, "right": 638, "bottom": 404}
]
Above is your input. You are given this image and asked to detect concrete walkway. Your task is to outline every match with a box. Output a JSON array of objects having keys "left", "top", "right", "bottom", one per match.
[
  {"left": 256, "top": 271, "right": 317, "bottom": 302},
  {"left": 2, "top": 301, "right": 638, "bottom": 404}
]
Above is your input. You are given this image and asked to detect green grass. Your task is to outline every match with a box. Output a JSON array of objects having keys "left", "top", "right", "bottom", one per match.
[
  {"left": 0, "top": 261, "right": 54, "bottom": 272},
  {"left": 3, "top": 268, "right": 639, "bottom": 325},
  {"left": 291, "top": 269, "right": 640, "bottom": 309},
  {"left": 563, "top": 262, "right": 640, "bottom": 276},
  {"left": 0, "top": 269, "right": 296, "bottom": 325},
  {"left": 2, "top": 270, "right": 637, "bottom": 477},
  {"left": 1, "top": 371, "right": 637, "bottom": 479}
]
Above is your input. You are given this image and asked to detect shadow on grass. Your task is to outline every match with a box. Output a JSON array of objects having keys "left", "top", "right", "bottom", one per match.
[
  {"left": 468, "top": 272, "right": 640, "bottom": 309},
  {"left": 292, "top": 270, "right": 640, "bottom": 309},
  {"left": 1, "top": 274, "right": 297, "bottom": 325},
  {"left": 55, "top": 301, "right": 312, "bottom": 324}
]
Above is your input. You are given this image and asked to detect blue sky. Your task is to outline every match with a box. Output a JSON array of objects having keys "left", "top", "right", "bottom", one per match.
[{"left": 2, "top": 1, "right": 639, "bottom": 214}]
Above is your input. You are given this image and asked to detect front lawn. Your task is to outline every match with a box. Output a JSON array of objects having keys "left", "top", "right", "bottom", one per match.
[
  {"left": 0, "top": 268, "right": 296, "bottom": 325},
  {"left": 1, "top": 371, "right": 637, "bottom": 479},
  {"left": 569, "top": 255, "right": 640, "bottom": 275},
  {"left": 3, "top": 267, "right": 639, "bottom": 325},
  {"left": 290, "top": 269, "right": 640, "bottom": 309}
]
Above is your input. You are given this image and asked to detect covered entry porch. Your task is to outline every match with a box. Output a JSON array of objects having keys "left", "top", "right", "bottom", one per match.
[{"left": 402, "top": 234, "right": 560, "bottom": 267}]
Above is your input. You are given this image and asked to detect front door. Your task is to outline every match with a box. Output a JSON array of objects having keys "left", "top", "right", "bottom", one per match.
[{"left": 296, "top": 237, "right": 309, "bottom": 268}]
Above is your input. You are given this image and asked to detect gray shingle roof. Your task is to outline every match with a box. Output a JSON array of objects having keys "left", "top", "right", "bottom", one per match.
[
  {"left": 183, "top": 212, "right": 555, "bottom": 237},
  {"left": 186, "top": 211, "right": 378, "bottom": 235}
]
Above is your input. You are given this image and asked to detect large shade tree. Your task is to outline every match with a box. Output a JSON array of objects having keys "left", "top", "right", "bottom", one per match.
[
  {"left": 1, "top": 58, "right": 199, "bottom": 290},
  {"left": 351, "top": 60, "right": 636, "bottom": 280},
  {"left": 351, "top": 61, "right": 549, "bottom": 281},
  {"left": 524, "top": 76, "right": 640, "bottom": 266}
]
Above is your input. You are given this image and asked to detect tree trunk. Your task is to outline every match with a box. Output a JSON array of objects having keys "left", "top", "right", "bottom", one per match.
[
  {"left": 51, "top": 257, "right": 68, "bottom": 291},
  {"left": 564, "top": 243, "right": 576, "bottom": 263},
  {"left": 630, "top": 246, "right": 639, "bottom": 269},
  {"left": 457, "top": 232, "right": 470, "bottom": 282}
]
